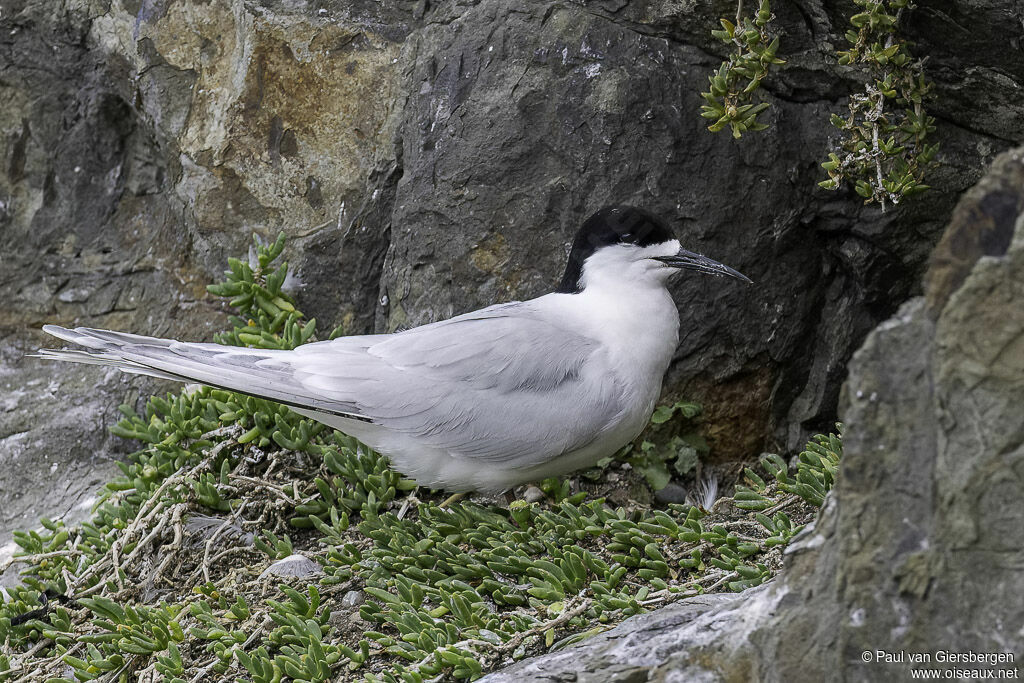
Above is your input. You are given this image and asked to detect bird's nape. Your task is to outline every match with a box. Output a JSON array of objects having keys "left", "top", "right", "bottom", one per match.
[{"left": 557, "top": 206, "right": 676, "bottom": 293}]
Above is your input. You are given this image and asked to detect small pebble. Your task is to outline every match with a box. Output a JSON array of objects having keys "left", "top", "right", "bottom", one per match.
[
  {"left": 341, "top": 590, "right": 365, "bottom": 607},
  {"left": 522, "top": 486, "right": 545, "bottom": 503},
  {"left": 654, "top": 482, "right": 687, "bottom": 505}
]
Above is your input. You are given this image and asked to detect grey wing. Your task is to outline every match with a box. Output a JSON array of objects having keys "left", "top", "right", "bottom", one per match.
[
  {"left": 286, "top": 303, "right": 628, "bottom": 466},
  {"left": 40, "top": 303, "right": 627, "bottom": 468}
]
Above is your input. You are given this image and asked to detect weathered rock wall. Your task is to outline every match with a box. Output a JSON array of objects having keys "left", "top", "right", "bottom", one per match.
[
  {"left": 0, "top": 0, "right": 411, "bottom": 562},
  {"left": 482, "top": 145, "right": 1024, "bottom": 682},
  {"left": 2, "top": 0, "right": 1022, "bottom": 569}
]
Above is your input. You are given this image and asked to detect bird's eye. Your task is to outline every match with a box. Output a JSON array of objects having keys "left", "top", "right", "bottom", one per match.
[{"left": 621, "top": 233, "right": 636, "bottom": 244}]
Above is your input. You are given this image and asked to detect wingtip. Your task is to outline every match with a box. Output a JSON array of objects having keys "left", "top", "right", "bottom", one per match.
[
  {"left": 28, "top": 348, "right": 66, "bottom": 358},
  {"left": 26, "top": 349, "right": 68, "bottom": 362},
  {"left": 41, "top": 324, "right": 72, "bottom": 337}
]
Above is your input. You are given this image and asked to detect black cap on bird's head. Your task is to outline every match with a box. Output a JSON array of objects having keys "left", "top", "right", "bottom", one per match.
[
  {"left": 571, "top": 205, "right": 676, "bottom": 254},
  {"left": 557, "top": 206, "right": 752, "bottom": 293}
]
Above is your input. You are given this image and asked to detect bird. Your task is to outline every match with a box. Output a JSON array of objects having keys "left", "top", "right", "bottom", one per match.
[{"left": 36, "top": 206, "right": 751, "bottom": 494}]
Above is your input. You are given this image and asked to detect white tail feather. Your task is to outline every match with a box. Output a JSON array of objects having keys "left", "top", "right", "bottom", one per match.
[{"left": 36, "top": 325, "right": 367, "bottom": 420}]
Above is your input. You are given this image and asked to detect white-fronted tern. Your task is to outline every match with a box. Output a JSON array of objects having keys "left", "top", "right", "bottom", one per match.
[{"left": 37, "top": 206, "right": 751, "bottom": 493}]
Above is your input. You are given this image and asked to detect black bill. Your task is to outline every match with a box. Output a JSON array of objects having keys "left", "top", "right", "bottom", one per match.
[{"left": 652, "top": 248, "right": 753, "bottom": 283}]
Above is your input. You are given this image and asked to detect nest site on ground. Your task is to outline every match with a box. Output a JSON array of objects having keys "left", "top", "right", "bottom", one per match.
[{"left": 0, "top": 234, "right": 840, "bottom": 682}]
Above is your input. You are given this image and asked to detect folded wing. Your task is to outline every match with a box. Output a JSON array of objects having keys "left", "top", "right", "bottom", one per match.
[
  {"left": 289, "top": 303, "right": 626, "bottom": 466},
  {"left": 39, "top": 302, "right": 625, "bottom": 468}
]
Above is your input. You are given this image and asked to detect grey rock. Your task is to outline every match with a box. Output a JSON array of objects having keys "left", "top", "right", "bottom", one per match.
[
  {"left": 484, "top": 592, "right": 746, "bottom": 683},
  {"left": 653, "top": 482, "right": 687, "bottom": 505},
  {"left": 0, "top": 331, "right": 159, "bottom": 587},
  {"left": 2, "top": 0, "right": 1023, "bottom": 578},
  {"left": 522, "top": 486, "right": 546, "bottom": 504},
  {"left": 925, "top": 148, "right": 1024, "bottom": 316},
  {"left": 341, "top": 590, "right": 366, "bottom": 608},
  {"left": 481, "top": 146, "right": 1024, "bottom": 681}
]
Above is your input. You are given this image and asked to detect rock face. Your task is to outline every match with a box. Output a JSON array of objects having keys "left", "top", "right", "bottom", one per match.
[
  {"left": 1, "top": 1, "right": 1022, "bottom": 566},
  {"left": 481, "top": 146, "right": 1024, "bottom": 682}
]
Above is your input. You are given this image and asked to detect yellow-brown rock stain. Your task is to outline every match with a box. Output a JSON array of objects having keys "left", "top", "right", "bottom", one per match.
[
  {"left": 682, "top": 364, "right": 774, "bottom": 462},
  {"left": 139, "top": 1, "right": 401, "bottom": 236}
]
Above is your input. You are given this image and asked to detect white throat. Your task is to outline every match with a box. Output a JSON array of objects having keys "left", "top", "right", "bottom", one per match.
[{"left": 545, "top": 239, "right": 683, "bottom": 413}]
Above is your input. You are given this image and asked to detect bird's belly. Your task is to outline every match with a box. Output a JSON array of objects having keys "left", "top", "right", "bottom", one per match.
[
  {"left": 296, "top": 390, "right": 656, "bottom": 494},
  {"left": 478, "top": 380, "right": 661, "bottom": 490},
  {"left": 504, "top": 405, "right": 651, "bottom": 486}
]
